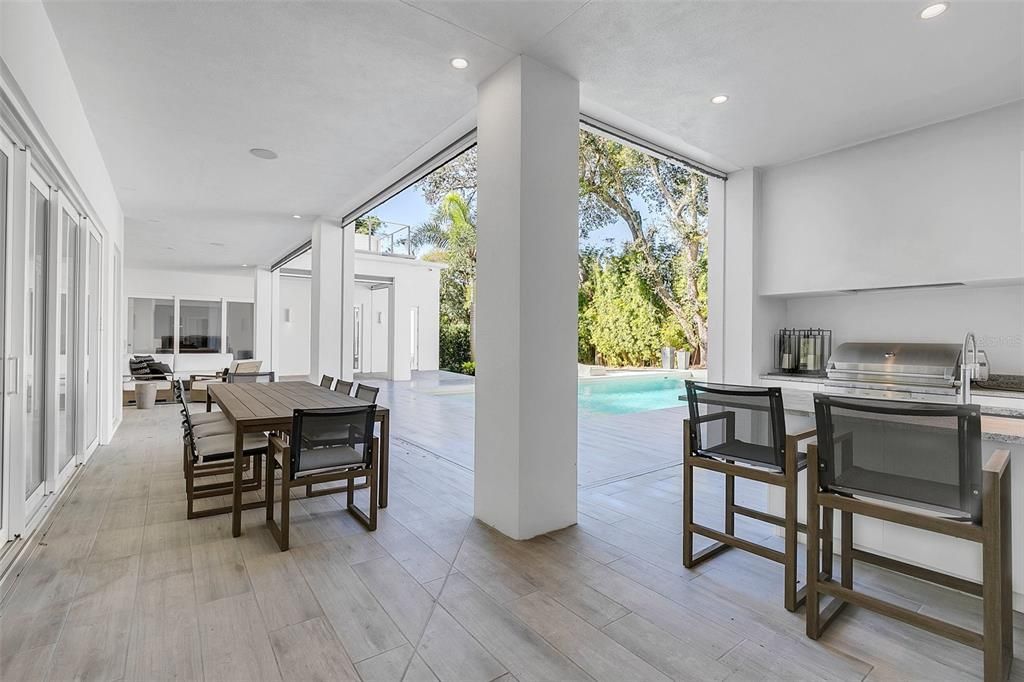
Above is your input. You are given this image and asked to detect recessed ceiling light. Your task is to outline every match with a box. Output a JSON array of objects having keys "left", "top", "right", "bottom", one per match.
[
  {"left": 919, "top": 3, "right": 948, "bottom": 19},
  {"left": 710, "top": 94, "right": 729, "bottom": 105},
  {"left": 210, "top": 241, "right": 225, "bottom": 247},
  {"left": 241, "top": 264, "right": 248, "bottom": 268},
  {"left": 450, "top": 57, "right": 469, "bottom": 70},
  {"left": 292, "top": 214, "right": 303, "bottom": 219},
  {"left": 249, "top": 148, "right": 278, "bottom": 160}
]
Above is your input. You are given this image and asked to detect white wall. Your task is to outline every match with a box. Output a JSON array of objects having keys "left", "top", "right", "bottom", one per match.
[
  {"left": 786, "top": 283, "right": 1024, "bottom": 375},
  {"left": 354, "top": 253, "right": 442, "bottom": 375},
  {"left": 125, "top": 267, "right": 254, "bottom": 300},
  {"left": 760, "top": 100, "right": 1024, "bottom": 296},
  {"left": 278, "top": 275, "right": 311, "bottom": 377}
]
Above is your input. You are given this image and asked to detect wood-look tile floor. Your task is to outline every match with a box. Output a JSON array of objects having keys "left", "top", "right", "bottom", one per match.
[{"left": 3, "top": 384, "right": 1023, "bottom": 681}]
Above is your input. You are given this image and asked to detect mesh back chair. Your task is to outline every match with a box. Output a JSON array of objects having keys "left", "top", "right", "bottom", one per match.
[
  {"left": 180, "top": 381, "right": 269, "bottom": 520},
  {"left": 320, "top": 375, "right": 335, "bottom": 389},
  {"left": 333, "top": 379, "right": 354, "bottom": 396},
  {"left": 266, "top": 406, "right": 379, "bottom": 549},
  {"left": 806, "top": 395, "right": 1012, "bottom": 680},
  {"left": 683, "top": 380, "right": 817, "bottom": 612},
  {"left": 355, "top": 383, "right": 379, "bottom": 404},
  {"left": 227, "top": 371, "right": 276, "bottom": 383}
]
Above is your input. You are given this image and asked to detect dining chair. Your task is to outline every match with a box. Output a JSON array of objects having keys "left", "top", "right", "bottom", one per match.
[
  {"left": 806, "top": 394, "right": 1012, "bottom": 680},
  {"left": 355, "top": 383, "right": 379, "bottom": 404},
  {"left": 181, "top": 384, "right": 269, "bottom": 519},
  {"left": 683, "top": 380, "right": 817, "bottom": 612},
  {"left": 175, "top": 380, "right": 229, "bottom": 474},
  {"left": 320, "top": 375, "right": 335, "bottom": 389},
  {"left": 333, "top": 379, "right": 354, "bottom": 396},
  {"left": 266, "top": 405, "right": 379, "bottom": 550}
]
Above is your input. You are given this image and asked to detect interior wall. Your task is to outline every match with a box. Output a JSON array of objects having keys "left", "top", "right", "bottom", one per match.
[
  {"left": 125, "top": 267, "right": 254, "bottom": 300},
  {"left": 277, "top": 275, "right": 311, "bottom": 377},
  {"left": 786, "top": 284, "right": 1024, "bottom": 375}
]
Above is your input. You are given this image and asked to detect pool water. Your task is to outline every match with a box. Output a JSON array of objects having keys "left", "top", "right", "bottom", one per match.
[
  {"left": 446, "top": 374, "right": 689, "bottom": 416},
  {"left": 578, "top": 375, "right": 689, "bottom": 415}
]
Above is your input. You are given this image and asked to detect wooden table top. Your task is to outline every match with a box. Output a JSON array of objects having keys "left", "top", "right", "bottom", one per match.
[{"left": 208, "top": 381, "right": 388, "bottom": 429}]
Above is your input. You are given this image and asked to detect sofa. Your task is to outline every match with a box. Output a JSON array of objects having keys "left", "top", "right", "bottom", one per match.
[{"left": 122, "top": 352, "right": 235, "bottom": 405}]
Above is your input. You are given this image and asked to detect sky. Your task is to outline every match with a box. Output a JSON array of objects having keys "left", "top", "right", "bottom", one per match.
[{"left": 365, "top": 181, "right": 637, "bottom": 255}]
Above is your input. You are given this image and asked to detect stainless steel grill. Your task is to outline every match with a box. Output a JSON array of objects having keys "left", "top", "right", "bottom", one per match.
[{"left": 824, "top": 342, "right": 963, "bottom": 402}]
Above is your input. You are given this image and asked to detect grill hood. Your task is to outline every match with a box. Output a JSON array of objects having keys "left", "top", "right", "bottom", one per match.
[{"left": 826, "top": 342, "right": 961, "bottom": 389}]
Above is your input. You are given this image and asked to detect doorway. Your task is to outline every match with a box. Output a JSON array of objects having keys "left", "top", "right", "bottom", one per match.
[{"left": 353, "top": 279, "right": 392, "bottom": 378}]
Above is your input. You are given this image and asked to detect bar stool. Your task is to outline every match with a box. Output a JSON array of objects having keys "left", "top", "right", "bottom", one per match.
[
  {"left": 683, "top": 380, "right": 817, "bottom": 612},
  {"left": 806, "top": 394, "right": 1012, "bottom": 681}
]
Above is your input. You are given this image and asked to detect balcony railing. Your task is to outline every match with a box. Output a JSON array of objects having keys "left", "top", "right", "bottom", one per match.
[{"left": 354, "top": 222, "right": 413, "bottom": 258}]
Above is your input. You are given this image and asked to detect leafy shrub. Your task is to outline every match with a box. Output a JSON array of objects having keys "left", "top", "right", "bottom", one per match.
[
  {"left": 460, "top": 361, "right": 476, "bottom": 376},
  {"left": 440, "top": 320, "right": 472, "bottom": 372}
]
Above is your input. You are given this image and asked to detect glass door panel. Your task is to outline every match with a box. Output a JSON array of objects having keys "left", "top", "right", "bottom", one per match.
[
  {"left": 25, "top": 181, "right": 48, "bottom": 500},
  {"left": 56, "top": 207, "right": 78, "bottom": 471},
  {"left": 226, "top": 301, "right": 254, "bottom": 360},
  {"left": 0, "top": 139, "right": 10, "bottom": 535},
  {"left": 85, "top": 231, "right": 100, "bottom": 449},
  {"left": 178, "top": 299, "right": 221, "bottom": 353}
]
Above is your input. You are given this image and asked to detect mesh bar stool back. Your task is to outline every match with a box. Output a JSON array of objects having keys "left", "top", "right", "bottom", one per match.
[
  {"left": 806, "top": 394, "right": 1011, "bottom": 680},
  {"left": 682, "top": 380, "right": 817, "bottom": 612},
  {"left": 685, "top": 381, "right": 788, "bottom": 471},
  {"left": 813, "top": 394, "right": 981, "bottom": 520}
]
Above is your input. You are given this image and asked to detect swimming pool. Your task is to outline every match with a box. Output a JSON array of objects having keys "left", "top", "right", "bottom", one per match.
[
  {"left": 577, "top": 375, "right": 689, "bottom": 415},
  {"left": 444, "top": 374, "right": 690, "bottom": 416}
]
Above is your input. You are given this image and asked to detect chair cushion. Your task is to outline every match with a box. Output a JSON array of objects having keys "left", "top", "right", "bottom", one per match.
[
  {"left": 194, "top": 420, "right": 233, "bottom": 438},
  {"left": 196, "top": 432, "right": 267, "bottom": 460},
  {"left": 295, "top": 445, "right": 366, "bottom": 473},
  {"left": 190, "top": 412, "right": 225, "bottom": 425}
]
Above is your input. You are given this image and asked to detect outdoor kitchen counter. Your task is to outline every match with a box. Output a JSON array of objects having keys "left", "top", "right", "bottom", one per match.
[{"left": 774, "top": 386, "right": 1024, "bottom": 445}]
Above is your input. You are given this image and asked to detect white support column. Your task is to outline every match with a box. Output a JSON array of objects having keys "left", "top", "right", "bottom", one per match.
[
  {"left": 254, "top": 267, "right": 273, "bottom": 368},
  {"left": 474, "top": 56, "right": 580, "bottom": 540},
  {"left": 270, "top": 269, "right": 281, "bottom": 376},
  {"left": 339, "top": 226, "right": 355, "bottom": 382},
  {"left": 387, "top": 275, "right": 411, "bottom": 382},
  {"left": 706, "top": 177, "right": 726, "bottom": 383},
  {"left": 310, "top": 219, "right": 355, "bottom": 384}
]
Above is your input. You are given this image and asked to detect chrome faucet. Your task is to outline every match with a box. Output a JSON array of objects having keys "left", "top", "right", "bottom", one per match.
[{"left": 961, "top": 332, "right": 977, "bottom": 404}]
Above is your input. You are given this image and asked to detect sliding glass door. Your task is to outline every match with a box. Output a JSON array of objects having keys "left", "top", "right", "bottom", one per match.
[
  {"left": 84, "top": 229, "right": 101, "bottom": 451},
  {"left": 24, "top": 172, "right": 49, "bottom": 510},
  {"left": 0, "top": 134, "right": 11, "bottom": 541},
  {"left": 54, "top": 201, "right": 79, "bottom": 476}
]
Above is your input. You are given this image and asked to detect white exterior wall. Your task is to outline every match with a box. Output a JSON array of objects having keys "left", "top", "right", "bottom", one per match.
[{"left": 354, "top": 253, "right": 442, "bottom": 375}]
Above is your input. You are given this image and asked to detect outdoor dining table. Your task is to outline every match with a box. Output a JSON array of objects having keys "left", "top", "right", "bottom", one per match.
[{"left": 206, "top": 380, "right": 391, "bottom": 537}]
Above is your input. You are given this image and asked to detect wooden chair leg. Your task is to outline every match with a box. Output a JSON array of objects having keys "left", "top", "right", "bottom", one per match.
[
  {"left": 279, "top": 473, "right": 291, "bottom": 551},
  {"left": 265, "top": 450, "right": 275, "bottom": 521},
  {"left": 806, "top": 447, "right": 822, "bottom": 638},
  {"left": 683, "top": 455, "right": 694, "bottom": 568},
  {"left": 821, "top": 507, "right": 834, "bottom": 582},
  {"left": 784, "top": 469, "right": 800, "bottom": 612},
  {"left": 346, "top": 448, "right": 379, "bottom": 531},
  {"left": 841, "top": 511, "right": 853, "bottom": 589},
  {"left": 725, "top": 461, "right": 735, "bottom": 536}
]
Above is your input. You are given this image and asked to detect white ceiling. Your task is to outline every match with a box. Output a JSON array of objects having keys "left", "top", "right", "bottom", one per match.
[{"left": 43, "top": 0, "right": 1023, "bottom": 271}]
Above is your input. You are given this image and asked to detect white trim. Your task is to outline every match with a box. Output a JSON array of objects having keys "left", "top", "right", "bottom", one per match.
[{"left": 0, "top": 130, "right": 12, "bottom": 545}]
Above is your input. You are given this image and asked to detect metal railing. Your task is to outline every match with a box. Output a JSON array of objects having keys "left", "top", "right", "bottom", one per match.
[{"left": 355, "top": 222, "right": 413, "bottom": 258}]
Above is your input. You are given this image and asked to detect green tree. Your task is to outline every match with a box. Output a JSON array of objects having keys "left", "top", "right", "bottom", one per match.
[
  {"left": 584, "top": 251, "right": 664, "bottom": 366},
  {"left": 354, "top": 215, "right": 383, "bottom": 235},
  {"left": 411, "top": 192, "right": 477, "bottom": 362},
  {"left": 578, "top": 130, "right": 709, "bottom": 363}
]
